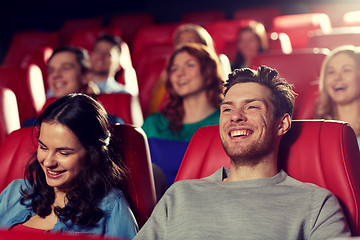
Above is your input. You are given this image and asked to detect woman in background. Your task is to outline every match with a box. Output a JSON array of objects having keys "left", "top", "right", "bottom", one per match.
[
  {"left": 142, "top": 43, "right": 223, "bottom": 187},
  {"left": 231, "top": 21, "right": 268, "bottom": 70},
  {"left": 0, "top": 93, "right": 138, "bottom": 238},
  {"left": 315, "top": 45, "right": 360, "bottom": 147},
  {"left": 148, "top": 23, "right": 230, "bottom": 114}
]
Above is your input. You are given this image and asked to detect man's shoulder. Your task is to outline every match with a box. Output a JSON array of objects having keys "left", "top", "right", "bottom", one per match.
[
  {"left": 167, "top": 168, "right": 224, "bottom": 193},
  {"left": 281, "top": 172, "right": 334, "bottom": 196}
]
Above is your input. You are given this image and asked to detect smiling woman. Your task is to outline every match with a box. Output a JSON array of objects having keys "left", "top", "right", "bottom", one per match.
[
  {"left": 315, "top": 45, "right": 360, "bottom": 147},
  {"left": 0, "top": 93, "right": 138, "bottom": 238},
  {"left": 141, "top": 43, "right": 224, "bottom": 188}
]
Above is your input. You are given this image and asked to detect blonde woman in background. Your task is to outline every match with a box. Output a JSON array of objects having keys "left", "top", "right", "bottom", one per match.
[{"left": 315, "top": 45, "right": 360, "bottom": 147}]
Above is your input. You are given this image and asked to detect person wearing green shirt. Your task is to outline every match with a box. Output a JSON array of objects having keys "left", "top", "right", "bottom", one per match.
[{"left": 142, "top": 43, "right": 224, "bottom": 190}]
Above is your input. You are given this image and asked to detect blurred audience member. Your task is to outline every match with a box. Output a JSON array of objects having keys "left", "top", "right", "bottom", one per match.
[
  {"left": 142, "top": 43, "right": 223, "bottom": 187},
  {"left": 89, "top": 34, "right": 128, "bottom": 94},
  {"left": 315, "top": 45, "right": 360, "bottom": 147},
  {"left": 23, "top": 46, "right": 123, "bottom": 127},
  {"left": 231, "top": 21, "right": 268, "bottom": 70},
  {"left": 148, "top": 23, "right": 230, "bottom": 114},
  {"left": 47, "top": 46, "right": 99, "bottom": 98}
]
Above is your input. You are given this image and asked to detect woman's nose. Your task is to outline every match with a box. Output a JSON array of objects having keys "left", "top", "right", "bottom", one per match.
[
  {"left": 43, "top": 152, "right": 57, "bottom": 167},
  {"left": 176, "top": 66, "right": 185, "bottom": 76}
]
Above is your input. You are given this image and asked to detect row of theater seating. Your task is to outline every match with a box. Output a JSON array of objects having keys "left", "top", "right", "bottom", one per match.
[
  {"left": 0, "top": 119, "right": 360, "bottom": 238},
  {"left": 2, "top": 4, "right": 360, "bottom": 146},
  {"left": 1, "top": 3, "right": 360, "bottom": 131}
]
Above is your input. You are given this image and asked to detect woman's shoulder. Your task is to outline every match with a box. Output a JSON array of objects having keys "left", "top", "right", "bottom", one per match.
[
  {"left": 142, "top": 112, "right": 169, "bottom": 136},
  {"left": 0, "top": 180, "right": 31, "bottom": 212},
  {"left": 1, "top": 179, "right": 29, "bottom": 195},
  {"left": 99, "top": 188, "right": 127, "bottom": 209},
  {"left": 143, "top": 112, "right": 166, "bottom": 123}
]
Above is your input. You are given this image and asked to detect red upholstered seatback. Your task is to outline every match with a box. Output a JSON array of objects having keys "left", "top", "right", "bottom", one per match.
[
  {"left": 0, "top": 65, "right": 45, "bottom": 124},
  {"left": 295, "top": 83, "right": 320, "bottom": 120},
  {"left": 175, "top": 120, "right": 360, "bottom": 235},
  {"left": 40, "top": 93, "right": 144, "bottom": 127},
  {"left": 181, "top": 10, "right": 226, "bottom": 27},
  {"left": 97, "top": 93, "right": 144, "bottom": 126},
  {"left": 0, "top": 228, "right": 128, "bottom": 239},
  {"left": 271, "top": 13, "right": 332, "bottom": 49},
  {"left": 0, "top": 88, "right": 20, "bottom": 147},
  {"left": 307, "top": 27, "right": 360, "bottom": 50},
  {"left": 0, "top": 124, "right": 156, "bottom": 228},
  {"left": 233, "top": 6, "right": 281, "bottom": 31},
  {"left": 250, "top": 49, "right": 327, "bottom": 119}
]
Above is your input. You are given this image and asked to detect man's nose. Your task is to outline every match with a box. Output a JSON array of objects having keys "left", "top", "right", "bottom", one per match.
[{"left": 230, "top": 109, "right": 247, "bottom": 122}]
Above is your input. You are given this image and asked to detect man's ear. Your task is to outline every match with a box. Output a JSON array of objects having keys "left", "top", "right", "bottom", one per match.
[{"left": 276, "top": 113, "right": 291, "bottom": 137}]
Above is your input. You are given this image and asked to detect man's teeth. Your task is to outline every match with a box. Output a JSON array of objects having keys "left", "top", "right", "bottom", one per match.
[
  {"left": 231, "top": 130, "right": 251, "bottom": 137},
  {"left": 54, "top": 82, "right": 65, "bottom": 88}
]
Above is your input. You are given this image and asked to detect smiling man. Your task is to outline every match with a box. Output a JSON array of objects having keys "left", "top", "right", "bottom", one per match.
[
  {"left": 133, "top": 66, "right": 351, "bottom": 240},
  {"left": 47, "top": 46, "right": 99, "bottom": 98}
]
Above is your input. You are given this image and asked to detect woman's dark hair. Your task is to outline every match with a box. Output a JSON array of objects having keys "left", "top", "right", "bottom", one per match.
[
  {"left": 21, "top": 93, "right": 127, "bottom": 227},
  {"left": 161, "top": 43, "right": 223, "bottom": 133}
]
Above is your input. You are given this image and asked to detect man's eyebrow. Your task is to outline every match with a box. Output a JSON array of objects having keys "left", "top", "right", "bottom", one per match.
[
  {"left": 220, "top": 101, "right": 233, "bottom": 106},
  {"left": 220, "top": 98, "right": 265, "bottom": 106}
]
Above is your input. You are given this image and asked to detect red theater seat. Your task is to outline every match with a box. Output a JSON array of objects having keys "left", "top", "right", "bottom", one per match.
[
  {"left": 2, "top": 30, "right": 59, "bottom": 69},
  {"left": 311, "top": 3, "right": 360, "bottom": 27},
  {"left": 271, "top": 13, "right": 332, "bottom": 49},
  {"left": 0, "top": 229, "right": 128, "bottom": 240},
  {"left": 69, "top": 26, "right": 122, "bottom": 52},
  {"left": 250, "top": 48, "right": 328, "bottom": 119},
  {"left": 0, "top": 88, "right": 20, "bottom": 147},
  {"left": 307, "top": 27, "right": 360, "bottom": 50},
  {"left": 343, "top": 11, "right": 360, "bottom": 27},
  {"left": 295, "top": 83, "right": 320, "bottom": 120},
  {"left": 109, "top": 13, "right": 154, "bottom": 48},
  {"left": 175, "top": 121, "right": 360, "bottom": 235},
  {"left": 59, "top": 17, "right": 104, "bottom": 45},
  {"left": 0, "top": 124, "right": 156, "bottom": 228},
  {"left": 233, "top": 6, "right": 281, "bottom": 31},
  {"left": 97, "top": 93, "right": 144, "bottom": 126},
  {"left": 24, "top": 46, "right": 53, "bottom": 93},
  {"left": 0, "top": 65, "right": 46, "bottom": 124},
  {"left": 181, "top": 10, "right": 226, "bottom": 26},
  {"left": 205, "top": 19, "right": 292, "bottom": 61},
  {"left": 205, "top": 19, "right": 254, "bottom": 56},
  {"left": 134, "top": 45, "right": 170, "bottom": 117},
  {"left": 131, "top": 23, "right": 179, "bottom": 69},
  {"left": 41, "top": 93, "right": 143, "bottom": 127}
]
